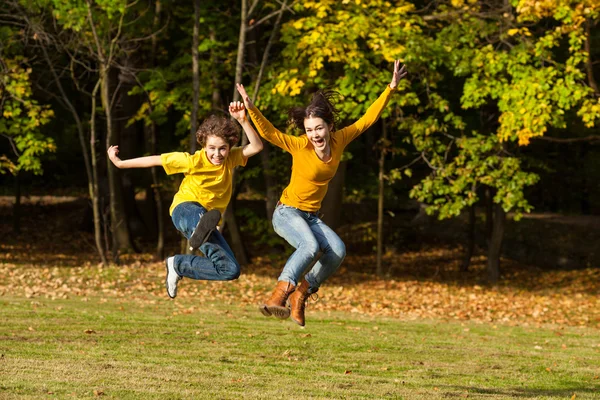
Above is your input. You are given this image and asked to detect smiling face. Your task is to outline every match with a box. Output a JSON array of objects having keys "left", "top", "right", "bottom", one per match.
[
  {"left": 304, "top": 116, "right": 332, "bottom": 153},
  {"left": 204, "top": 135, "right": 230, "bottom": 166}
]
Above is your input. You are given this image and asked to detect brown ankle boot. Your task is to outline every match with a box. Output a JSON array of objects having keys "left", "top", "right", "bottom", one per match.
[
  {"left": 260, "top": 280, "right": 295, "bottom": 319},
  {"left": 289, "top": 279, "right": 314, "bottom": 326}
]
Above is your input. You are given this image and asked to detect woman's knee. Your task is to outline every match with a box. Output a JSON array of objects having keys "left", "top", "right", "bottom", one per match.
[
  {"left": 329, "top": 240, "right": 346, "bottom": 260},
  {"left": 298, "top": 239, "right": 320, "bottom": 259}
]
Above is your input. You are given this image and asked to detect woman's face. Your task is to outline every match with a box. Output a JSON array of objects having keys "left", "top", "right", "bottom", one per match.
[
  {"left": 304, "top": 116, "right": 332, "bottom": 152},
  {"left": 204, "top": 135, "right": 230, "bottom": 166}
]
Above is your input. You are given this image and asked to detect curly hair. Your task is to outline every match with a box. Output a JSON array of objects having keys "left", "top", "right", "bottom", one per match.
[
  {"left": 288, "top": 90, "right": 341, "bottom": 132},
  {"left": 196, "top": 115, "right": 240, "bottom": 148}
]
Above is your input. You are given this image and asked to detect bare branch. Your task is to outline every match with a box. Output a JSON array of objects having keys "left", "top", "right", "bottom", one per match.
[
  {"left": 252, "top": 0, "right": 288, "bottom": 102},
  {"left": 246, "top": 0, "right": 297, "bottom": 31},
  {"left": 422, "top": 152, "right": 438, "bottom": 170},
  {"left": 0, "top": 134, "right": 20, "bottom": 158},
  {"left": 399, "top": 154, "right": 424, "bottom": 171},
  {"left": 535, "top": 135, "right": 600, "bottom": 143},
  {"left": 247, "top": 0, "right": 259, "bottom": 19}
]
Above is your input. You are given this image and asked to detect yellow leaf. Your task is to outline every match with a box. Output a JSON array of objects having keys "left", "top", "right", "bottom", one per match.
[{"left": 508, "top": 28, "right": 520, "bottom": 36}]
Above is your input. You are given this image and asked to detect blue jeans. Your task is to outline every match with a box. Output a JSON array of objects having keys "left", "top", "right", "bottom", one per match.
[
  {"left": 170, "top": 202, "right": 240, "bottom": 281},
  {"left": 272, "top": 204, "right": 346, "bottom": 290}
]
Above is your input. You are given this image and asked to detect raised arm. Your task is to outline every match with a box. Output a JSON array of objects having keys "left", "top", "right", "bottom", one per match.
[
  {"left": 389, "top": 60, "right": 407, "bottom": 89},
  {"left": 236, "top": 83, "right": 306, "bottom": 152},
  {"left": 107, "top": 145, "right": 162, "bottom": 169},
  {"left": 338, "top": 60, "right": 407, "bottom": 146},
  {"left": 229, "top": 101, "right": 263, "bottom": 158}
]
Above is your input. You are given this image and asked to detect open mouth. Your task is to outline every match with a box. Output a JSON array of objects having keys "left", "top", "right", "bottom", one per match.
[{"left": 312, "top": 138, "right": 325, "bottom": 147}]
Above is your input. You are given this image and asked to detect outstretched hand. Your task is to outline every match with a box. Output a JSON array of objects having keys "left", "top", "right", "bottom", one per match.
[
  {"left": 229, "top": 101, "right": 247, "bottom": 123},
  {"left": 107, "top": 145, "right": 121, "bottom": 167},
  {"left": 236, "top": 83, "right": 254, "bottom": 109},
  {"left": 389, "top": 60, "right": 408, "bottom": 89}
]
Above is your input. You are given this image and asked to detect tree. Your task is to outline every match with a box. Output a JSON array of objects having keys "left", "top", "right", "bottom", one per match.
[{"left": 0, "top": 23, "right": 55, "bottom": 232}]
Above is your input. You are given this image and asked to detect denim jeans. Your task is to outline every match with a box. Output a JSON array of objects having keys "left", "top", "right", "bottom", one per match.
[
  {"left": 171, "top": 202, "right": 240, "bottom": 281},
  {"left": 272, "top": 204, "right": 346, "bottom": 290}
]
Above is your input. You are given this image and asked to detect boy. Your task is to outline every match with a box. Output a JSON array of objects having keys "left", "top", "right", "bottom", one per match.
[{"left": 107, "top": 101, "right": 262, "bottom": 298}]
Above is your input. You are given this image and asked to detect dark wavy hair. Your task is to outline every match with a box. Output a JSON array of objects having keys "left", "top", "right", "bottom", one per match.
[
  {"left": 288, "top": 89, "right": 341, "bottom": 132},
  {"left": 196, "top": 115, "right": 240, "bottom": 148}
]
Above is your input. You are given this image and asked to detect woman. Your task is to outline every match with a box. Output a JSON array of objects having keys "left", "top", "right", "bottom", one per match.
[{"left": 237, "top": 61, "right": 407, "bottom": 325}]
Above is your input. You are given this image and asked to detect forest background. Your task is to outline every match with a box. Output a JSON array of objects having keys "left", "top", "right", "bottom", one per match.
[{"left": 1, "top": 0, "right": 600, "bottom": 283}]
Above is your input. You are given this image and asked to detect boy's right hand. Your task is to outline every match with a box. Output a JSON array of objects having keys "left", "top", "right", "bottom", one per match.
[
  {"left": 107, "top": 145, "right": 121, "bottom": 168},
  {"left": 236, "top": 83, "right": 254, "bottom": 109}
]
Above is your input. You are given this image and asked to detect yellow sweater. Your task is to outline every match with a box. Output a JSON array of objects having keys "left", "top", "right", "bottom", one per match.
[
  {"left": 248, "top": 85, "right": 395, "bottom": 212},
  {"left": 161, "top": 147, "right": 247, "bottom": 215}
]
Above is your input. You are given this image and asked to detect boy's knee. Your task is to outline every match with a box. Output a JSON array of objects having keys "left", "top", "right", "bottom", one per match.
[{"left": 221, "top": 263, "right": 241, "bottom": 280}]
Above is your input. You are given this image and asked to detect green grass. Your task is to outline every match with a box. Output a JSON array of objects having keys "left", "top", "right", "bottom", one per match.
[{"left": 1, "top": 295, "right": 599, "bottom": 399}]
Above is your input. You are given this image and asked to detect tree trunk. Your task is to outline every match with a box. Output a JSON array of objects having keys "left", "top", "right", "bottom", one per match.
[
  {"left": 102, "top": 66, "right": 135, "bottom": 262},
  {"left": 487, "top": 203, "right": 505, "bottom": 283},
  {"left": 251, "top": 0, "right": 288, "bottom": 221},
  {"left": 461, "top": 204, "right": 476, "bottom": 272},
  {"left": 261, "top": 145, "right": 278, "bottom": 220},
  {"left": 39, "top": 41, "right": 106, "bottom": 264},
  {"left": 90, "top": 79, "right": 108, "bottom": 265},
  {"left": 150, "top": 0, "right": 164, "bottom": 260},
  {"left": 220, "top": 0, "right": 250, "bottom": 265},
  {"left": 584, "top": 19, "right": 599, "bottom": 95},
  {"left": 321, "top": 161, "right": 346, "bottom": 230},
  {"left": 210, "top": 29, "right": 223, "bottom": 111},
  {"left": 190, "top": 0, "right": 201, "bottom": 153},
  {"left": 13, "top": 172, "right": 21, "bottom": 234},
  {"left": 117, "top": 70, "right": 146, "bottom": 242},
  {"left": 484, "top": 186, "right": 493, "bottom": 245},
  {"left": 375, "top": 122, "right": 387, "bottom": 276},
  {"left": 232, "top": 0, "right": 247, "bottom": 108}
]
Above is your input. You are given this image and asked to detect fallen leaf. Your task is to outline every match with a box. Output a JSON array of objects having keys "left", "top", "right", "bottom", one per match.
[
  {"left": 344, "top": 370, "right": 352, "bottom": 375},
  {"left": 84, "top": 329, "right": 96, "bottom": 334}
]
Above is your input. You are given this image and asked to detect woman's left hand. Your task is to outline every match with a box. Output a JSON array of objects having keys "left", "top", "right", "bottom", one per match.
[{"left": 389, "top": 60, "right": 408, "bottom": 89}]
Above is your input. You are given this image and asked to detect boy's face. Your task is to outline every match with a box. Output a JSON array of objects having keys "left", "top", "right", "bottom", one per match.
[{"left": 205, "top": 135, "right": 230, "bottom": 166}]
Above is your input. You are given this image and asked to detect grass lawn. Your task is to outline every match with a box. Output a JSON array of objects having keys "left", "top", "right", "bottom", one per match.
[{"left": 1, "top": 292, "right": 599, "bottom": 399}]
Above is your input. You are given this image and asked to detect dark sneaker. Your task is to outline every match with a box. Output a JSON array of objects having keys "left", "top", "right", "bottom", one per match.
[
  {"left": 165, "top": 256, "right": 182, "bottom": 299},
  {"left": 189, "top": 209, "right": 221, "bottom": 250}
]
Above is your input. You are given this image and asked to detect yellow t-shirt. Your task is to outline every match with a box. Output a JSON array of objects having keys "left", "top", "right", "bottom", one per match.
[
  {"left": 248, "top": 85, "right": 395, "bottom": 212},
  {"left": 161, "top": 147, "right": 247, "bottom": 215}
]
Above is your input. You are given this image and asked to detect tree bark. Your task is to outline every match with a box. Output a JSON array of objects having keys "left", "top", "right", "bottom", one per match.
[
  {"left": 375, "top": 120, "right": 387, "bottom": 277},
  {"left": 484, "top": 186, "right": 493, "bottom": 245},
  {"left": 461, "top": 204, "right": 476, "bottom": 272},
  {"left": 13, "top": 172, "right": 21, "bottom": 234},
  {"left": 86, "top": 0, "right": 134, "bottom": 261},
  {"left": 190, "top": 0, "right": 201, "bottom": 153},
  {"left": 37, "top": 31, "right": 107, "bottom": 264},
  {"left": 487, "top": 203, "right": 505, "bottom": 283},
  {"left": 251, "top": 0, "right": 288, "bottom": 221},
  {"left": 90, "top": 79, "right": 108, "bottom": 265},
  {"left": 150, "top": 0, "right": 164, "bottom": 260},
  {"left": 232, "top": 0, "right": 247, "bottom": 108},
  {"left": 221, "top": 0, "right": 250, "bottom": 266},
  {"left": 102, "top": 66, "right": 135, "bottom": 261},
  {"left": 584, "top": 19, "right": 599, "bottom": 95},
  {"left": 321, "top": 161, "right": 346, "bottom": 230}
]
